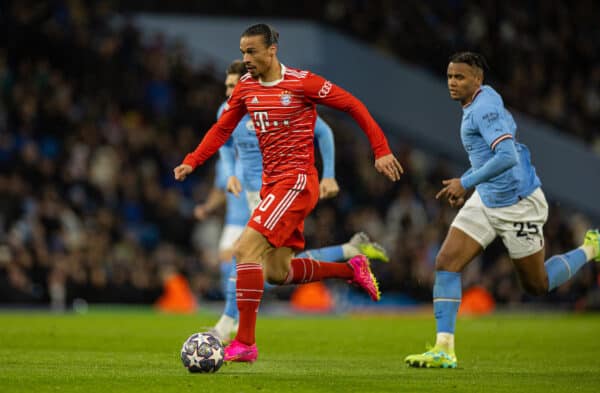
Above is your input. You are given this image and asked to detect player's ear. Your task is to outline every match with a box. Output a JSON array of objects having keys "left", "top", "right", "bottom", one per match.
[
  {"left": 269, "top": 44, "right": 277, "bottom": 56},
  {"left": 474, "top": 67, "right": 484, "bottom": 83}
]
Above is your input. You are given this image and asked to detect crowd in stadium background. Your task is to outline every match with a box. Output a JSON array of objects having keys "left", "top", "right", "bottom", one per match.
[
  {"left": 0, "top": 0, "right": 597, "bottom": 309},
  {"left": 126, "top": 0, "right": 600, "bottom": 148}
]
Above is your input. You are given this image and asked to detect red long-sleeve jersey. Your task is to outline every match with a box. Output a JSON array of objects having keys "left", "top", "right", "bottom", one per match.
[{"left": 183, "top": 64, "right": 392, "bottom": 184}]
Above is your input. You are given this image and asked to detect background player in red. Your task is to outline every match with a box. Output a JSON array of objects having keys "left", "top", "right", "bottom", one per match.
[{"left": 174, "top": 24, "right": 403, "bottom": 363}]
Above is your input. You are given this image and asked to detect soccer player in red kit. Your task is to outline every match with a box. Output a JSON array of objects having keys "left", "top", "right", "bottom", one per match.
[{"left": 174, "top": 24, "right": 403, "bottom": 363}]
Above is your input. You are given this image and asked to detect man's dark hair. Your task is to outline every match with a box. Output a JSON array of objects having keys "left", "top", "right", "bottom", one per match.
[
  {"left": 226, "top": 60, "right": 246, "bottom": 76},
  {"left": 449, "top": 52, "right": 489, "bottom": 71},
  {"left": 241, "top": 23, "right": 279, "bottom": 47}
]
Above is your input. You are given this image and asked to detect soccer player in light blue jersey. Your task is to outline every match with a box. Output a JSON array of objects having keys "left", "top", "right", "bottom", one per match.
[
  {"left": 405, "top": 52, "right": 600, "bottom": 368},
  {"left": 207, "top": 60, "right": 389, "bottom": 342}
]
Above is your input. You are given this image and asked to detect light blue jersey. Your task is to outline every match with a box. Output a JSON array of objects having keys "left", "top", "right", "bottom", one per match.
[
  {"left": 218, "top": 102, "right": 335, "bottom": 193},
  {"left": 218, "top": 102, "right": 263, "bottom": 192},
  {"left": 459, "top": 85, "right": 541, "bottom": 207},
  {"left": 213, "top": 104, "right": 251, "bottom": 226},
  {"left": 214, "top": 157, "right": 250, "bottom": 226}
]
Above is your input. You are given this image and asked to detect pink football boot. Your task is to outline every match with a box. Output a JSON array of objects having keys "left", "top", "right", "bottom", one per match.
[
  {"left": 224, "top": 339, "right": 258, "bottom": 362},
  {"left": 347, "top": 255, "right": 381, "bottom": 301}
]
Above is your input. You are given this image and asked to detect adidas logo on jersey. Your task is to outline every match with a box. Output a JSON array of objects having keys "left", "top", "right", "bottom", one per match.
[
  {"left": 253, "top": 215, "right": 262, "bottom": 224},
  {"left": 251, "top": 96, "right": 259, "bottom": 104}
]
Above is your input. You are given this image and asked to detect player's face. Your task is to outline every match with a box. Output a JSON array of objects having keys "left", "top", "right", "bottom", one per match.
[
  {"left": 225, "top": 73, "right": 240, "bottom": 98},
  {"left": 447, "top": 62, "right": 482, "bottom": 105},
  {"left": 240, "top": 35, "right": 276, "bottom": 78}
]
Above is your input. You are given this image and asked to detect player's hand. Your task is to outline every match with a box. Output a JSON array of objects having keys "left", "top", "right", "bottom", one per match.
[
  {"left": 319, "top": 178, "right": 340, "bottom": 199},
  {"left": 448, "top": 196, "right": 465, "bottom": 208},
  {"left": 174, "top": 164, "right": 193, "bottom": 181},
  {"left": 194, "top": 204, "right": 210, "bottom": 220},
  {"left": 436, "top": 178, "right": 466, "bottom": 202},
  {"left": 226, "top": 176, "right": 242, "bottom": 197},
  {"left": 374, "top": 154, "right": 403, "bottom": 182}
]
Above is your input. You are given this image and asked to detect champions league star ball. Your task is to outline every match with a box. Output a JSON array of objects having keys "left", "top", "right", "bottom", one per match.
[{"left": 180, "top": 332, "right": 225, "bottom": 373}]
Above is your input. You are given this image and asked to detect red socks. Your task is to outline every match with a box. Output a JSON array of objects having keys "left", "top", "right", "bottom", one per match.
[
  {"left": 234, "top": 259, "right": 353, "bottom": 345},
  {"left": 284, "top": 258, "right": 353, "bottom": 284},
  {"left": 235, "top": 263, "right": 264, "bottom": 345}
]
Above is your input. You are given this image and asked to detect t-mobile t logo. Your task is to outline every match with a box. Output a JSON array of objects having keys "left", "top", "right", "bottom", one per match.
[{"left": 254, "top": 111, "right": 269, "bottom": 132}]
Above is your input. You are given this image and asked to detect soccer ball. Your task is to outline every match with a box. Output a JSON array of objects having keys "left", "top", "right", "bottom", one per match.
[{"left": 180, "top": 332, "right": 225, "bottom": 373}]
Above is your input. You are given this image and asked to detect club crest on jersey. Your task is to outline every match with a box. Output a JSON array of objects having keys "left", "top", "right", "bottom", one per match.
[
  {"left": 280, "top": 91, "right": 292, "bottom": 106},
  {"left": 245, "top": 119, "right": 255, "bottom": 131}
]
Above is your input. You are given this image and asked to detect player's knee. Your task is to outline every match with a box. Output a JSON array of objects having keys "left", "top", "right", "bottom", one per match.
[
  {"left": 232, "top": 243, "right": 244, "bottom": 261},
  {"left": 233, "top": 237, "right": 260, "bottom": 261},
  {"left": 264, "top": 268, "right": 287, "bottom": 285},
  {"left": 263, "top": 256, "right": 291, "bottom": 285},
  {"left": 435, "top": 251, "right": 460, "bottom": 272},
  {"left": 233, "top": 241, "right": 254, "bottom": 261}
]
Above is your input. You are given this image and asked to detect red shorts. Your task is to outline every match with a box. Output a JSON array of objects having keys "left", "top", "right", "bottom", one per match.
[{"left": 247, "top": 170, "right": 319, "bottom": 250}]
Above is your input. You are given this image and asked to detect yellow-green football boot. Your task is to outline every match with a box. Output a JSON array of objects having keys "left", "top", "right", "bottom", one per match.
[
  {"left": 350, "top": 232, "right": 390, "bottom": 263},
  {"left": 405, "top": 346, "right": 457, "bottom": 368},
  {"left": 583, "top": 229, "right": 600, "bottom": 262}
]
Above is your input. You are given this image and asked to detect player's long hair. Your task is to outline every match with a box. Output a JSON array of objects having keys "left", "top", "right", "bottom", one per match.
[{"left": 241, "top": 24, "right": 279, "bottom": 47}]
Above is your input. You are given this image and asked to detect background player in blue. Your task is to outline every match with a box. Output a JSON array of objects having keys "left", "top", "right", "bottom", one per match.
[
  {"left": 405, "top": 52, "right": 600, "bottom": 368},
  {"left": 205, "top": 60, "right": 389, "bottom": 342}
]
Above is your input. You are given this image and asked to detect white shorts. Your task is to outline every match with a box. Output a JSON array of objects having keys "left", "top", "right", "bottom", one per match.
[
  {"left": 218, "top": 224, "right": 244, "bottom": 252},
  {"left": 246, "top": 191, "right": 261, "bottom": 213},
  {"left": 451, "top": 188, "right": 548, "bottom": 259}
]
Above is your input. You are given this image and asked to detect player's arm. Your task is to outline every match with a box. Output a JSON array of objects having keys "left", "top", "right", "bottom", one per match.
[
  {"left": 194, "top": 158, "right": 228, "bottom": 220},
  {"left": 438, "top": 139, "right": 517, "bottom": 202},
  {"left": 460, "top": 106, "right": 518, "bottom": 189},
  {"left": 216, "top": 102, "right": 243, "bottom": 196},
  {"left": 218, "top": 140, "right": 242, "bottom": 198},
  {"left": 219, "top": 139, "right": 236, "bottom": 180},
  {"left": 174, "top": 86, "right": 247, "bottom": 181},
  {"left": 314, "top": 116, "right": 339, "bottom": 199},
  {"left": 437, "top": 106, "right": 518, "bottom": 202},
  {"left": 194, "top": 187, "right": 226, "bottom": 220},
  {"left": 302, "top": 73, "right": 403, "bottom": 182}
]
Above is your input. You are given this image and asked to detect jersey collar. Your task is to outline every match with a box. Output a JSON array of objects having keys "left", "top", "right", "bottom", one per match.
[
  {"left": 462, "top": 87, "right": 482, "bottom": 109},
  {"left": 259, "top": 63, "right": 286, "bottom": 87}
]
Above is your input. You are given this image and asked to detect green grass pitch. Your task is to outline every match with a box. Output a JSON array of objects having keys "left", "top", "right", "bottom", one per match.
[{"left": 0, "top": 308, "right": 599, "bottom": 393}]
